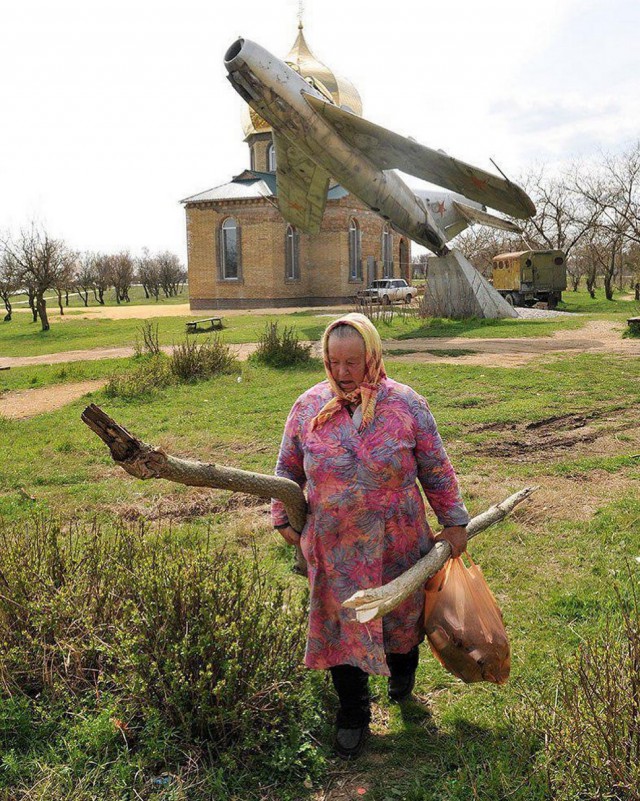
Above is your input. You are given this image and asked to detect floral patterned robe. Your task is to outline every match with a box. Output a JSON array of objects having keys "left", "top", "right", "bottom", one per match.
[{"left": 271, "top": 377, "right": 469, "bottom": 676}]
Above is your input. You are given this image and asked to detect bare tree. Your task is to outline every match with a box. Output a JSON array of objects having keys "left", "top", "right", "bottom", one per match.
[
  {"left": 454, "top": 227, "right": 522, "bottom": 277},
  {"left": 73, "top": 253, "right": 98, "bottom": 307},
  {"left": 109, "top": 251, "right": 134, "bottom": 303},
  {"left": 597, "top": 143, "right": 640, "bottom": 246},
  {"left": 156, "top": 251, "right": 184, "bottom": 297},
  {"left": 137, "top": 249, "right": 161, "bottom": 301},
  {"left": 568, "top": 241, "right": 598, "bottom": 295},
  {"left": 572, "top": 156, "right": 635, "bottom": 300},
  {"left": 91, "top": 254, "right": 112, "bottom": 304},
  {"left": 2, "top": 225, "right": 74, "bottom": 331},
  {"left": 624, "top": 241, "right": 640, "bottom": 299},
  {"left": 411, "top": 252, "right": 428, "bottom": 279},
  {"left": 53, "top": 255, "right": 76, "bottom": 316},
  {"left": 520, "top": 166, "right": 598, "bottom": 258},
  {"left": 0, "top": 249, "right": 20, "bottom": 321}
]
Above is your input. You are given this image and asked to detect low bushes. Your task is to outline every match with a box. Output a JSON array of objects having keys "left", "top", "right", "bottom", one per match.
[
  {"left": 104, "top": 355, "right": 171, "bottom": 399},
  {"left": 105, "top": 335, "right": 237, "bottom": 398},
  {"left": 252, "top": 322, "right": 312, "bottom": 368},
  {"left": 0, "top": 518, "right": 315, "bottom": 772},
  {"left": 520, "top": 580, "right": 640, "bottom": 800},
  {"left": 170, "top": 335, "right": 236, "bottom": 382}
]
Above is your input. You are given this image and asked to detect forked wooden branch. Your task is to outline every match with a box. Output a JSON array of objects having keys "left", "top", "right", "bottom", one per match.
[
  {"left": 341, "top": 486, "right": 538, "bottom": 622},
  {"left": 82, "top": 405, "right": 537, "bottom": 612},
  {"left": 81, "top": 404, "right": 308, "bottom": 571}
]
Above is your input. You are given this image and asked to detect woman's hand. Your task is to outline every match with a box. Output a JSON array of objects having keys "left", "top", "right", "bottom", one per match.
[
  {"left": 276, "top": 525, "right": 301, "bottom": 546},
  {"left": 435, "top": 525, "right": 468, "bottom": 559}
]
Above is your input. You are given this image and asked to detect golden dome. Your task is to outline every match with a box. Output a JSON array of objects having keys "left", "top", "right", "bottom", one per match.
[{"left": 241, "top": 22, "right": 363, "bottom": 138}]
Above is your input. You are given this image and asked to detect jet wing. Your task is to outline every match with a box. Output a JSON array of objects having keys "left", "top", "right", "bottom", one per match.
[
  {"left": 303, "top": 94, "right": 536, "bottom": 220},
  {"left": 273, "top": 132, "right": 331, "bottom": 233},
  {"left": 451, "top": 201, "right": 522, "bottom": 234}
]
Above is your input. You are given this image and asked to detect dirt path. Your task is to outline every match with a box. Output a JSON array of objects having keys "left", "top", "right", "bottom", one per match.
[
  {"left": 14, "top": 302, "right": 350, "bottom": 321},
  {"left": 1, "top": 321, "right": 636, "bottom": 419},
  {"left": 385, "top": 319, "right": 639, "bottom": 367},
  {"left": 2, "top": 320, "right": 636, "bottom": 372},
  {"left": 0, "top": 380, "right": 106, "bottom": 419}
]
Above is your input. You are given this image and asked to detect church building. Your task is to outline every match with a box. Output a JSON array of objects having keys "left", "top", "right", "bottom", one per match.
[{"left": 182, "top": 24, "right": 411, "bottom": 309}]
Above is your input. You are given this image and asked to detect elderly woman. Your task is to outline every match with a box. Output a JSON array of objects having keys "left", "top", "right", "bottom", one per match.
[{"left": 271, "top": 313, "right": 468, "bottom": 759}]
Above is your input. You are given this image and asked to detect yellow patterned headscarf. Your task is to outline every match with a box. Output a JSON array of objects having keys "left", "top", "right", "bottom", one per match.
[{"left": 310, "top": 313, "right": 387, "bottom": 432}]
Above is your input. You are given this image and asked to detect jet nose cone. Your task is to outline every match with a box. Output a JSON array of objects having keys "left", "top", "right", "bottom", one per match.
[{"left": 224, "top": 38, "right": 245, "bottom": 71}]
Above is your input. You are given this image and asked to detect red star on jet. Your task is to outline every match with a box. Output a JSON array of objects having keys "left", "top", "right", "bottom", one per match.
[
  {"left": 434, "top": 201, "right": 446, "bottom": 217},
  {"left": 470, "top": 175, "right": 488, "bottom": 191}
]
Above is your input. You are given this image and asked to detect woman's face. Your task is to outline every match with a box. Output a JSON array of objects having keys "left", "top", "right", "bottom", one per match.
[{"left": 327, "top": 332, "right": 366, "bottom": 393}]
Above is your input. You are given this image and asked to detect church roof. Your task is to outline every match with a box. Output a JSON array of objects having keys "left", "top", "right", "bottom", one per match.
[
  {"left": 181, "top": 170, "right": 350, "bottom": 204},
  {"left": 242, "top": 23, "right": 363, "bottom": 137}
]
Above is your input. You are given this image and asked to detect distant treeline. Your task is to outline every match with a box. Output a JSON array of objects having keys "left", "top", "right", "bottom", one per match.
[
  {"left": 412, "top": 140, "right": 640, "bottom": 300},
  {"left": 0, "top": 231, "right": 187, "bottom": 330}
]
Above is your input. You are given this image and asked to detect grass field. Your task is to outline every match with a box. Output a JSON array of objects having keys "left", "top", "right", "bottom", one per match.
[
  {"left": 0, "top": 328, "right": 640, "bottom": 801},
  {"left": 1, "top": 299, "right": 639, "bottom": 800},
  {"left": 9, "top": 283, "right": 189, "bottom": 309},
  {"left": 2, "top": 288, "right": 637, "bottom": 359}
]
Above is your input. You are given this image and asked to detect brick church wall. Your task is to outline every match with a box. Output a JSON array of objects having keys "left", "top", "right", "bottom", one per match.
[{"left": 185, "top": 191, "right": 411, "bottom": 310}]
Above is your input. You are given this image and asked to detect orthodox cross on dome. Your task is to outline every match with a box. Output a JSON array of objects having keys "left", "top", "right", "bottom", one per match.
[{"left": 297, "top": 0, "right": 304, "bottom": 28}]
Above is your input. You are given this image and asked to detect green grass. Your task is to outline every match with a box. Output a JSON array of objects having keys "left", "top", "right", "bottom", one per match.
[
  {"left": 1, "top": 323, "right": 639, "bottom": 798},
  {"left": 0, "top": 311, "right": 336, "bottom": 357},
  {"left": 9, "top": 283, "right": 189, "bottom": 309},
  {"left": 2, "top": 283, "right": 633, "bottom": 362},
  {"left": 559, "top": 286, "right": 639, "bottom": 315},
  {"left": 1, "top": 352, "right": 638, "bottom": 515},
  {"left": 0, "top": 358, "right": 134, "bottom": 393},
  {"left": 0, "top": 303, "right": 602, "bottom": 359}
]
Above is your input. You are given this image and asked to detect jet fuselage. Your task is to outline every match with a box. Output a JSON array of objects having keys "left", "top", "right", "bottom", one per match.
[{"left": 224, "top": 38, "right": 448, "bottom": 253}]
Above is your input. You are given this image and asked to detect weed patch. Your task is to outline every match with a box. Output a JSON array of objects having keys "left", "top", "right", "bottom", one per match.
[
  {"left": 252, "top": 322, "right": 312, "bottom": 367},
  {"left": 0, "top": 517, "right": 326, "bottom": 798},
  {"left": 105, "top": 355, "right": 172, "bottom": 399},
  {"left": 104, "top": 337, "right": 237, "bottom": 398},
  {"left": 519, "top": 581, "right": 640, "bottom": 800},
  {"left": 170, "top": 335, "right": 236, "bottom": 382}
]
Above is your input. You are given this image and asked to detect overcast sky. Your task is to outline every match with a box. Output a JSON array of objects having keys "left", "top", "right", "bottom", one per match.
[{"left": 1, "top": 0, "right": 638, "bottom": 261}]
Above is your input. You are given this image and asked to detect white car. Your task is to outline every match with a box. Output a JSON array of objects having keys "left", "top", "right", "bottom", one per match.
[{"left": 357, "top": 279, "right": 418, "bottom": 305}]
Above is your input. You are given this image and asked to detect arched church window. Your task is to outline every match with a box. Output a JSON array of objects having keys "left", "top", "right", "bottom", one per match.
[
  {"left": 285, "top": 225, "right": 300, "bottom": 280},
  {"left": 219, "top": 217, "right": 241, "bottom": 280},
  {"left": 349, "top": 219, "right": 362, "bottom": 281},
  {"left": 382, "top": 226, "right": 393, "bottom": 278},
  {"left": 268, "top": 142, "right": 277, "bottom": 172}
]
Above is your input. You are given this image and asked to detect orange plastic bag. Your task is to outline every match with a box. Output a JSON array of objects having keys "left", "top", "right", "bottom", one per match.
[{"left": 423, "top": 553, "right": 510, "bottom": 685}]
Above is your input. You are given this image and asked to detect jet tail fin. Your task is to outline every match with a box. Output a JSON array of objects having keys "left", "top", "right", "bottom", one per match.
[{"left": 451, "top": 201, "right": 522, "bottom": 234}]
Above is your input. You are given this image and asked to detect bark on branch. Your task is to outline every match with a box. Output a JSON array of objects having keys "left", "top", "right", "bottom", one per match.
[
  {"left": 82, "top": 405, "right": 537, "bottom": 611},
  {"left": 81, "top": 404, "right": 308, "bottom": 569}
]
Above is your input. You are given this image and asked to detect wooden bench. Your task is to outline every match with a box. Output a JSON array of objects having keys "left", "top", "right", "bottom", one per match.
[
  {"left": 186, "top": 316, "right": 223, "bottom": 334},
  {"left": 627, "top": 316, "right": 640, "bottom": 335}
]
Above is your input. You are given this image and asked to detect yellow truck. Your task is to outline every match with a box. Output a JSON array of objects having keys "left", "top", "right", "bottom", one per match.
[{"left": 492, "top": 250, "right": 567, "bottom": 309}]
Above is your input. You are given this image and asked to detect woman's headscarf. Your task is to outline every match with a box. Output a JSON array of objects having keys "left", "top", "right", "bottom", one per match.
[{"left": 310, "top": 313, "right": 387, "bottom": 432}]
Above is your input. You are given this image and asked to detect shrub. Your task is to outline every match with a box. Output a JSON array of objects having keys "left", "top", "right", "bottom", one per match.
[
  {"left": 0, "top": 517, "right": 310, "bottom": 752},
  {"left": 104, "top": 355, "right": 172, "bottom": 399},
  {"left": 105, "top": 337, "right": 236, "bottom": 399},
  {"left": 624, "top": 316, "right": 640, "bottom": 338},
  {"left": 252, "top": 322, "right": 312, "bottom": 367},
  {"left": 170, "top": 335, "right": 236, "bottom": 382},
  {"left": 523, "top": 580, "right": 640, "bottom": 800},
  {"left": 134, "top": 321, "right": 161, "bottom": 357}
]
